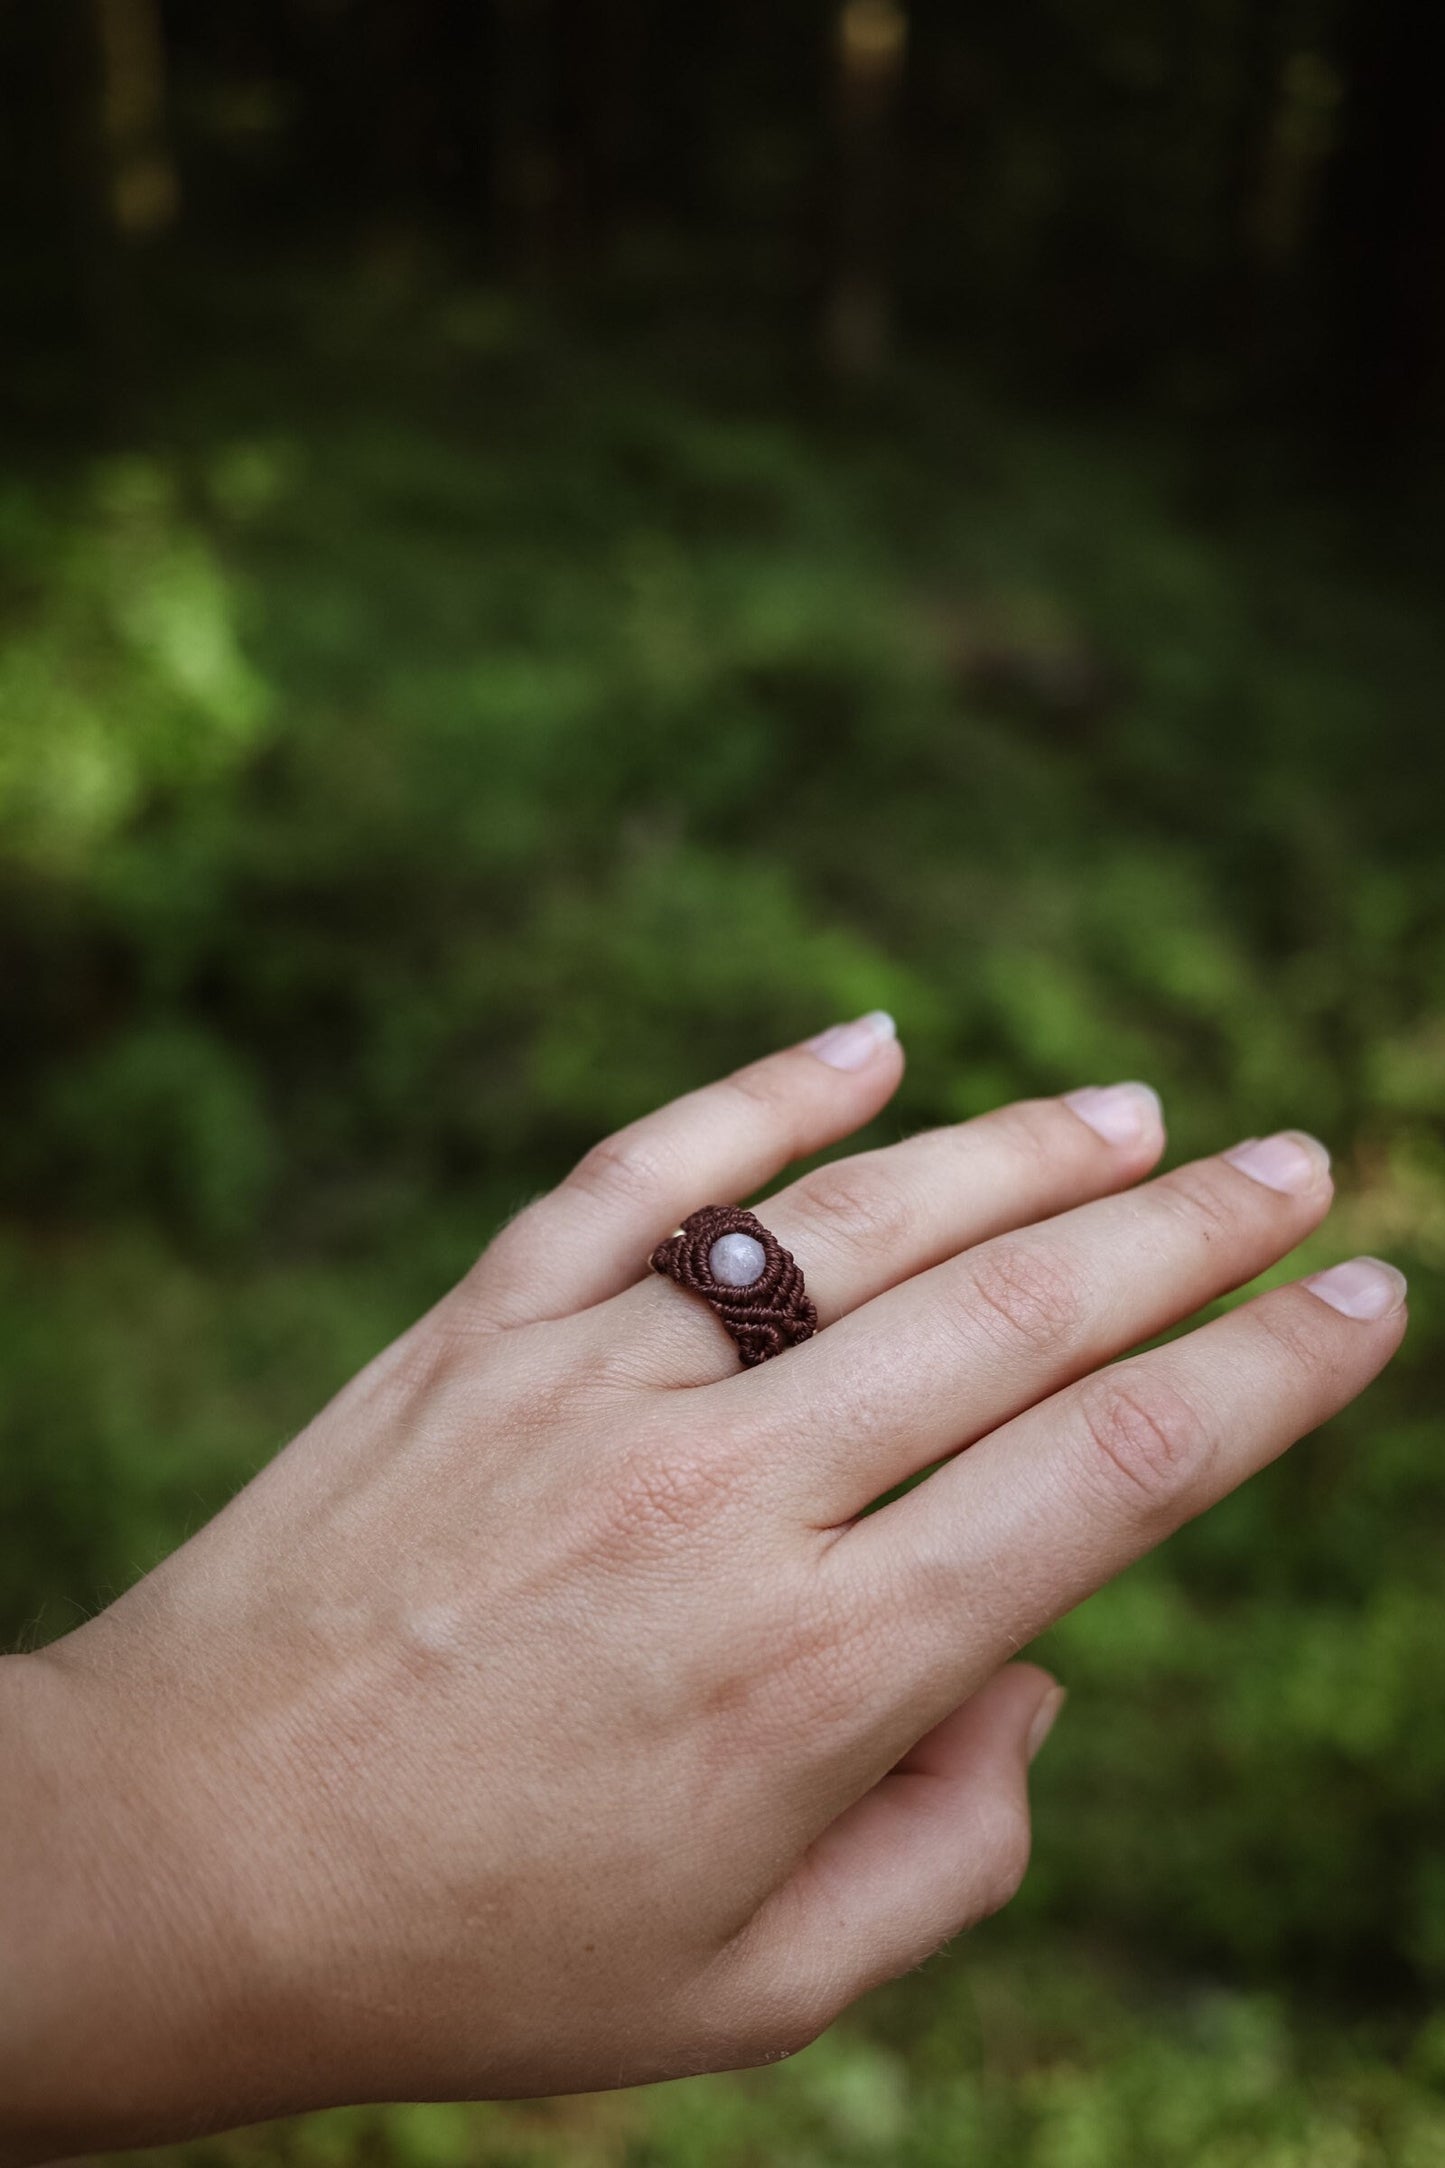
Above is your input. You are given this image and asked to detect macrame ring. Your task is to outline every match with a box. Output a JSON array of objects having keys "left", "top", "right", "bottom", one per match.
[{"left": 650, "top": 1204, "right": 817, "bottom": 1368}]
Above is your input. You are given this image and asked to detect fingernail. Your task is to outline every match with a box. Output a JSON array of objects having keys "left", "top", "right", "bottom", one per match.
[
  {"left": 805, "top": 1010, "right": 897, "bottom": 1072},
  {"left": 1304, "top": 1256, "right": 1407, "bottom": 1320},
  {"left": 1027, "top": 1684, "right": 1067, "bottom": 1764},
  {"left": 1223, "top": 1130, "right": 1331, "bottom": 1195},
  {"left": 1063, "top": 1081, "right": 1163, "bottom": 1145}
]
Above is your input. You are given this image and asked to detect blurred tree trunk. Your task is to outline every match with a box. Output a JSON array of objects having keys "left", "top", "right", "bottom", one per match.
[
  {"left": 366, "top": 0, "right": 447, "bottom": 215},
  {"left": 554, "top": 0, "right": 645, "bottom": 273},
  {"left": 44, "top": 0, "right": 178, "bottom": 419},
  {"left": 492, "top": 0, "right": 563, "bottom": 280},
  {"left": 1216, "top": 8, "right": 1343, "bottom": 405},
  {"left": 5, "top": 0, "right": 104, "bottom": 377},
  {"left": 823, "top": 0, "right": 907, "bottom": 381},
  {"left": 1216, "top": 0, "right": 1291, "bottom": 360},
  {"left": 92, "top": 0, "right": 178, "bottom": 239}
]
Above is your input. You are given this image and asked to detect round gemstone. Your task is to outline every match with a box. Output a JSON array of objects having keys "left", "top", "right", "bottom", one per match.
[{"left": 708, "top": 1232, "right": 766, "bottom": 1288}]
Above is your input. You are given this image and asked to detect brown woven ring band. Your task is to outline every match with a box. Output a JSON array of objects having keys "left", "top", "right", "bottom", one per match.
[{"left": 649, "top": 1204, "right": 818, "bottom": 1368}]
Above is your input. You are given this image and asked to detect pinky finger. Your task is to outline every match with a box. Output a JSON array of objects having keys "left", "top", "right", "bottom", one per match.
[{"left": 846, "top": 1254, "right": 1409, "bottom": 1742}]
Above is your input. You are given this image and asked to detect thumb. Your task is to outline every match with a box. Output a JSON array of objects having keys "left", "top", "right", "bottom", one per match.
[{"left": 744, "top": 1665, "right": 1064, "bottom": 2014}]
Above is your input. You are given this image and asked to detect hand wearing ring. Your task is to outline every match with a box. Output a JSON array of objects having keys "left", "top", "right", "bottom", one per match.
[{"left": 4, "top": 1007, "right": 1405, "bottom": 2155}]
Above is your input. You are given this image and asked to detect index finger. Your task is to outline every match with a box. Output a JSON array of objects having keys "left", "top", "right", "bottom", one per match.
[{"left": 466, "top": 1011, "right": 903, "bottom": 1325}]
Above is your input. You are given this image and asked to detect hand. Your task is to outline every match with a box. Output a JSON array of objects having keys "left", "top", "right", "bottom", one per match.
[{"left": 0, "top": 1014, "right": 1407, "bottom": 2157}]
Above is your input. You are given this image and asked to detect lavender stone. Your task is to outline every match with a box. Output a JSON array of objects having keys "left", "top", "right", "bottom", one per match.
[{"left": 708, "top": 1232, "right": 766, "bottom": 1288}]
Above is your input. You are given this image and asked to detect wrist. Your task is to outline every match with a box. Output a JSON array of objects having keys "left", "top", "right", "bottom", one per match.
[{"left": 0, "top": 1641, "right": 290, "bottom": 2159}]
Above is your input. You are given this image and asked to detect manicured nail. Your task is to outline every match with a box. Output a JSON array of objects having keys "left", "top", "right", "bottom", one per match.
[
  {"left": 1304, "top": 1256, "right": 1407, "bottom": 1320},
  {"left": 1223, "top": 1130, "right": 1330, "bottom": 1195},
  {"left": 1063, "top": 1081, "right": 1162, "bottom": 1145},
  {"left": 1027, "top": 1685, "right": 1067, "bottom": 1764},
  {"left": 805, "top": 1010, "right": 897, "bottom": 1071}
]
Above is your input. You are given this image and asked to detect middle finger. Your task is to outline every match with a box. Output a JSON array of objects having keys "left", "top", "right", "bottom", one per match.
[{"left": 754, "top": 1127, "right": 1334, "bottom": 1520}]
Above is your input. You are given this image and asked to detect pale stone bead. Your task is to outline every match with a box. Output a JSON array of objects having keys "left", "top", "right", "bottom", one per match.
[{"left": 708, "top": 1232, "right": 766, "bottom": 1287}]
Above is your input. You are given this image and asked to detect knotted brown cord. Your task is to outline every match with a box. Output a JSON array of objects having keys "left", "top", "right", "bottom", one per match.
[{"left": 650, "top": 1204, "right": 817, "bottom": 1367}]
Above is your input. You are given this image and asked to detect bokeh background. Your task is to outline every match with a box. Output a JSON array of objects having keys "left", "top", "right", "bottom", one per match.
[{"left": 4, "top": 2, "right": 1445, "bottom": 2161}]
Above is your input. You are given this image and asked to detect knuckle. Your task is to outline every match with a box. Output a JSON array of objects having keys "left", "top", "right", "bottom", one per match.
[
  {"left": 989, "top": 1095, "right": 1078, "bottom": 1162},
  {"left": 1154, "top": 1161, "right": 1244, "bottom": 1245},
  {"left": 1075, "top": 1365, "right": 1214, "bottom": 1510},
  {"left": 727, "top": 1059, "right": 799, "bottom": 1121},
  {"left": 334, "top": 1305, "right": 463, "bottom": 1417},
  {"left": 788, "top": 1631, "right": 875, "bottom": 1743},
  {"left": 498, "top": 1336, "right": 599, "bottom": 1430},
  {"left": 966, "top": 1239, "right": 1085, "bottom": 1358},
  {"left": 972, "top": 1793, "right": 1033, "bottom": 1919},
  {"left": 789, "top": 1158, "right": 912, "bottom": 1255},
  {"left": 597, "top": 1437, "right": 751, "bottom": 1553},
  {"left": 568, "top": 1126, "right": 670, "bottom": 1211},
  {"left": 467, "top": 1192, "right": 544, "bottom": 1275},
  {"left": 1247, "top": 1292, "right": 1333, "bottom": 1383},
  {"left": 764, "top": 1577, "right": 883, "bottom": 1754}
]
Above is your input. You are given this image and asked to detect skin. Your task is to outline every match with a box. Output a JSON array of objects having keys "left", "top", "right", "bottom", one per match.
[{"left": 0, "top": 1015, "right": 1408, "bottom": 2162}]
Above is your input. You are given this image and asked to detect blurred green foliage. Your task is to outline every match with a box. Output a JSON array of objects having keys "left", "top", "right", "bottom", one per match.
[{"left": 2, "top": 288, "right": 1443, "bottom": 2159}]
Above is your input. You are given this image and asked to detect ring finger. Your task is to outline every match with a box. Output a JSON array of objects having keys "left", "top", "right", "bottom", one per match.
[{"left": 602, "top": 1080, "right": 1167, "bottom": 1387}]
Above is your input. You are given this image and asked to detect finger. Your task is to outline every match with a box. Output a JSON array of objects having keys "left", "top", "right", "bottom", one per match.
[
  {"left": 598, "top": 1081, "right": 1166, "bottom": 1387},
  {"left": 763, "top": 1128, "right": 1336, "bottom": 1519},
  {"left": 729, "top": 1666, "right": 1060, "bottom": 2032},
  {"left": 838, "top": 1257, "right": 1407, "bottom": 1741},
  {"left": 465, "top": 1011, "right": 903, "bottom": 1326}
]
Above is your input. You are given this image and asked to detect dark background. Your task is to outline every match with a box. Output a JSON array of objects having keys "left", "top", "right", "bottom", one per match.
[{"left": 3, "top": 3, "right": 1444, "bottom": 2161}]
